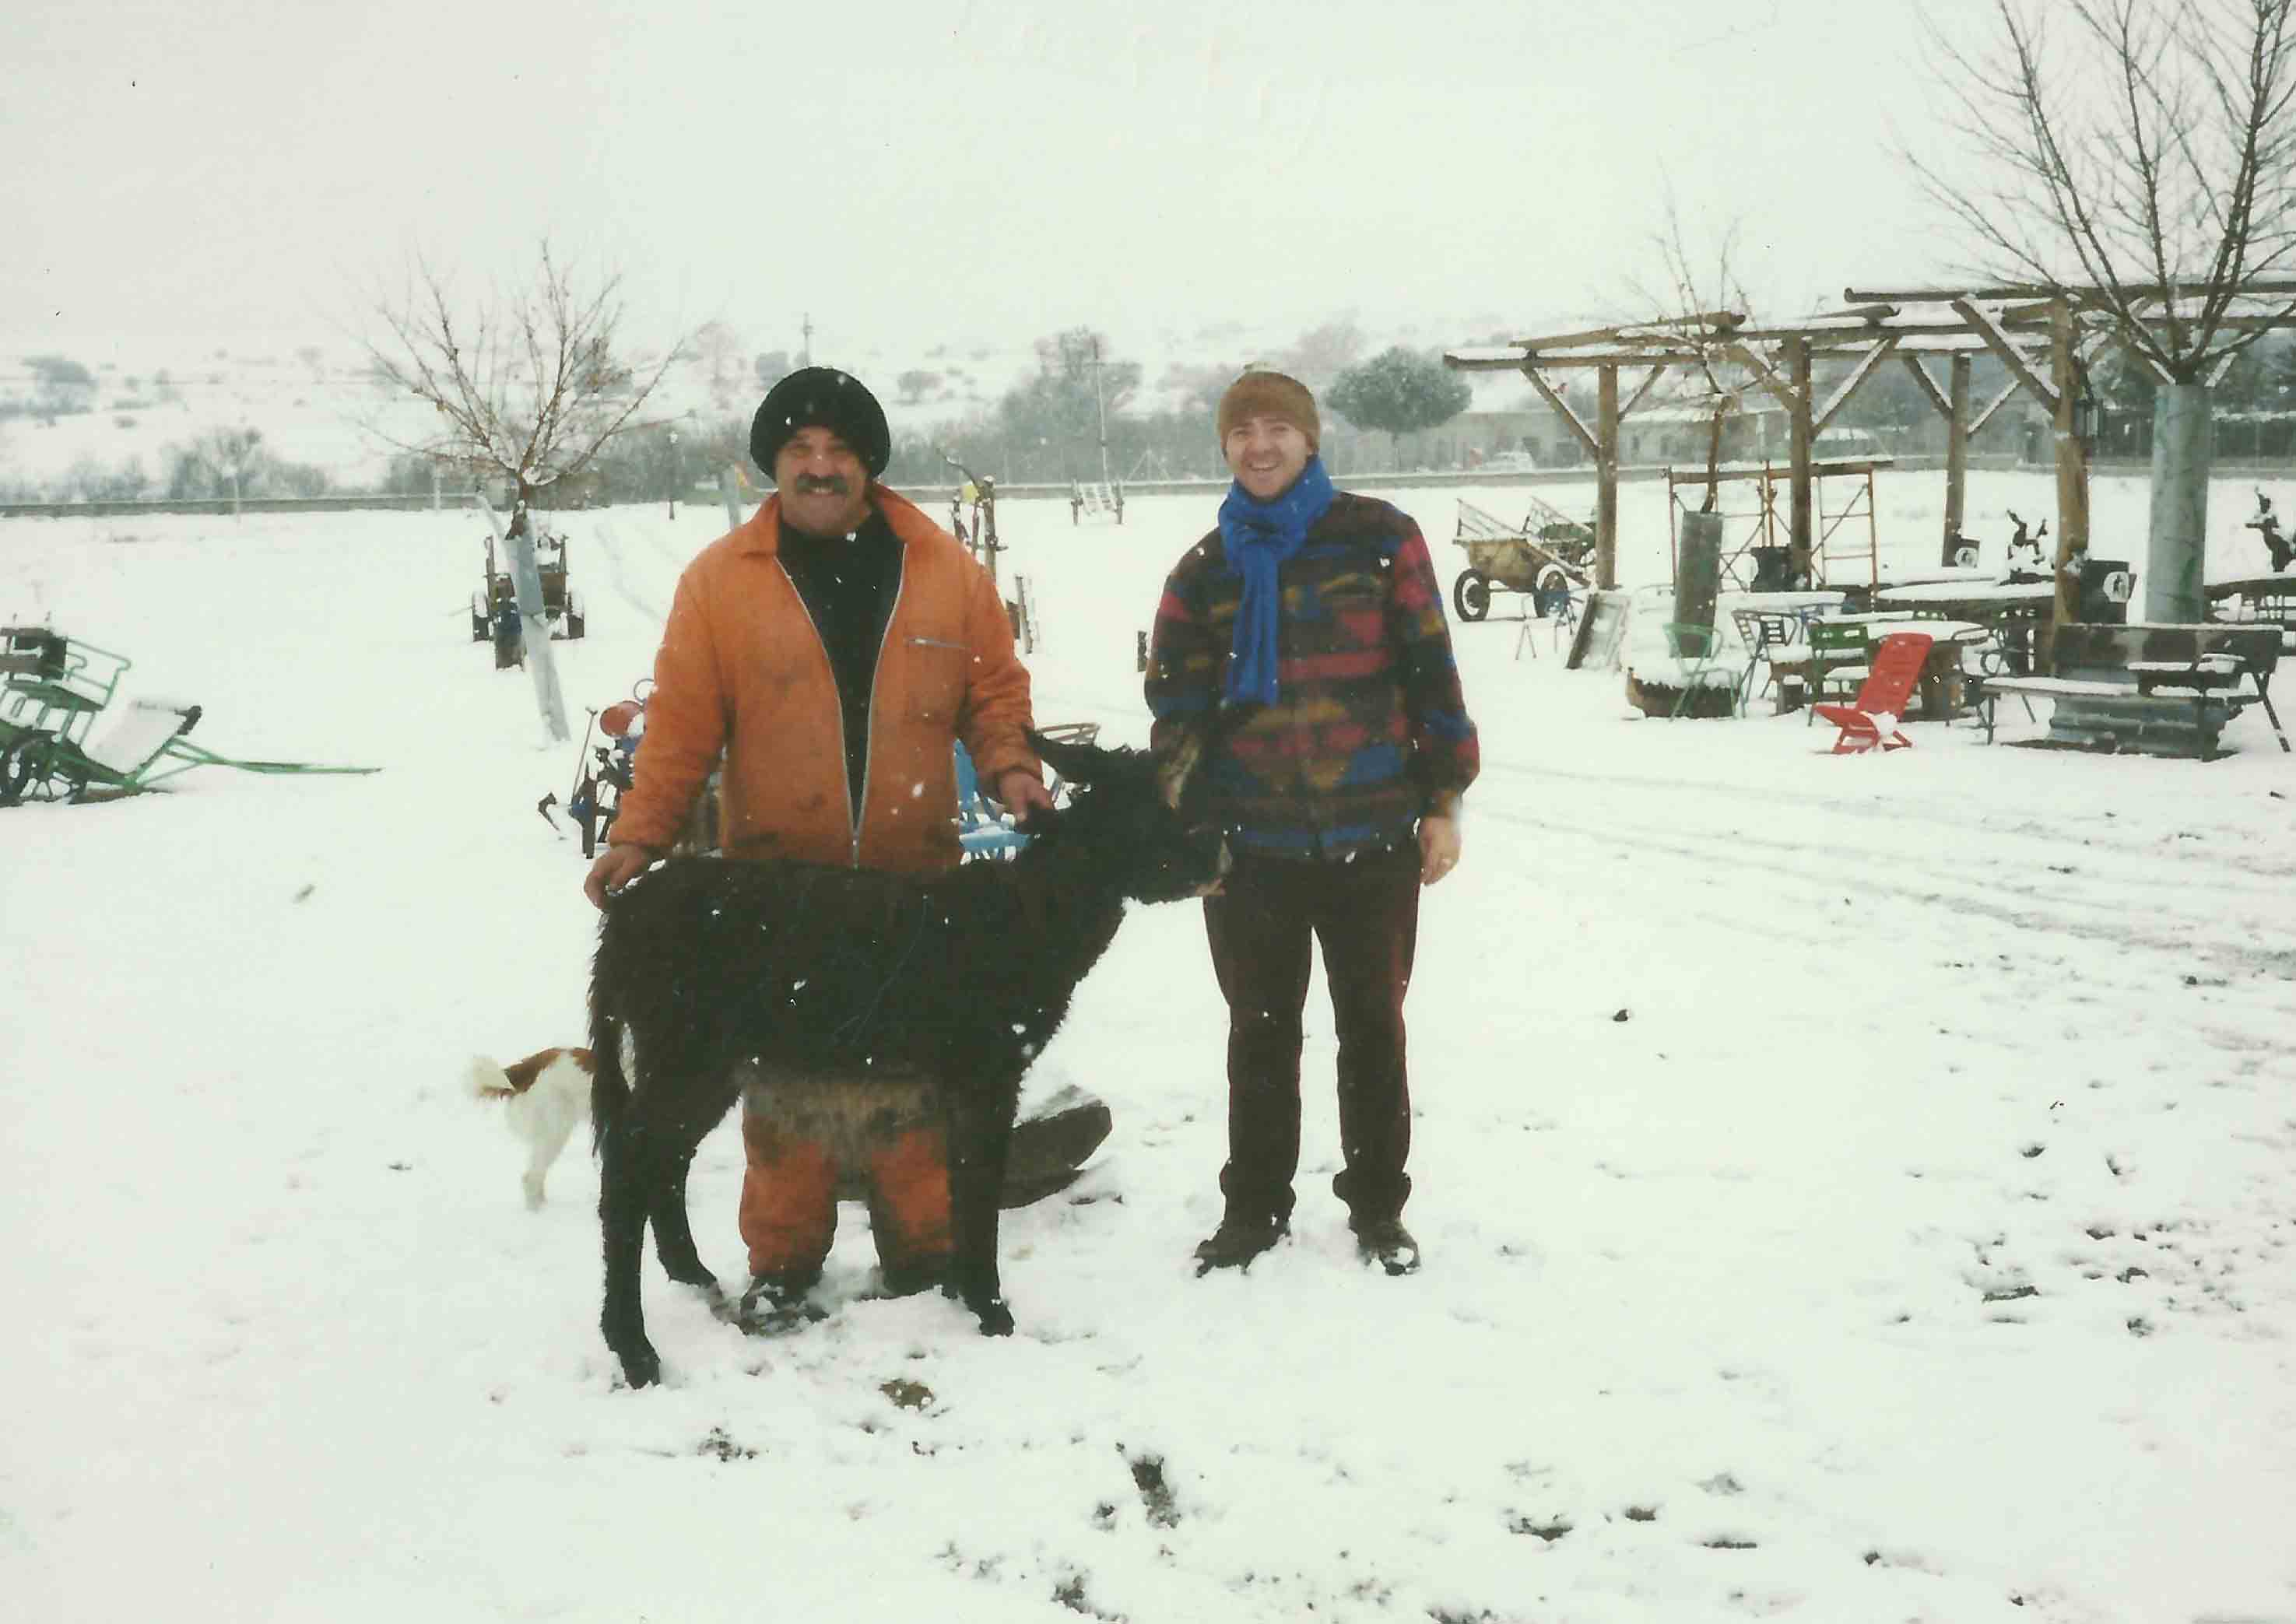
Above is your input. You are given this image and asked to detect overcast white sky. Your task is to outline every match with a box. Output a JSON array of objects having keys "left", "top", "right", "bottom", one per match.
[{"left": 5, "top": 0, "right": 1978, "bottom": 367}]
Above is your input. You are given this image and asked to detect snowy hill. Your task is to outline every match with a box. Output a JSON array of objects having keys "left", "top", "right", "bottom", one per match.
[{"left": 0, "top": 310, "right": 1532, "bottom": 500}]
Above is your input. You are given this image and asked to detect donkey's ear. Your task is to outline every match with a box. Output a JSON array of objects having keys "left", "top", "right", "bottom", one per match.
[{"left": 1027, "top": 728, "right": 1107, "bottom": 787}]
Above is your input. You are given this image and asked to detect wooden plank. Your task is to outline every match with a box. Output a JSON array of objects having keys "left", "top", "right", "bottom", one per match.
[
  {"left": 1968, "top": 377, "right": 2024, "bottom": 437},
  {"left": 1476, "top": 349, "right": 1712, "bottom": 370},
  {"left": 1952, "top": 296, "right": 2061, "bottom": 413},
  {"left": 1520, "top": 366, "right": 1599, "bottom": 461},
  {"left": 1725, "top": 342, "right": 1803, "bottom": 414},
  {"left": 1897, "top": 352, "right": 1952, "bottom": 419},
  {"left": 1848, "top": 279, "right": 2296, "bottom": 303},
  {"left": 1812, "top": 338, "right": 1899, "bottom": 437}
]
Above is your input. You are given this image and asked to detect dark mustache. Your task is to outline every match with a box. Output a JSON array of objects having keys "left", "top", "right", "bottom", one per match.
[{"left": 794, "top": 475, "right": 850, "bottom": 495}]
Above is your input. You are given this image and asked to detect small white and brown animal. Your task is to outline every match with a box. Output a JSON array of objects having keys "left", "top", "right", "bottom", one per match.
[{"left": 466, "top": 1047, "right": 595, "bottom": 1209}]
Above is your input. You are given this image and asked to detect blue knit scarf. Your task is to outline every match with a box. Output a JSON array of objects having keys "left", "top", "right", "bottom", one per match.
[{"left": 1216, "top": 455, "right": 1335, "bottom": 705}]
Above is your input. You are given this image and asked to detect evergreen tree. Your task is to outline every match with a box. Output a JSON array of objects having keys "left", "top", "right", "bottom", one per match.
[{"left": 1326, "top": 347, "right": 1472, "bottom": 469}]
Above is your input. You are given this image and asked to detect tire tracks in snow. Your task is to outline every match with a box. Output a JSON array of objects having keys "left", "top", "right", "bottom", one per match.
[
  {"left": 1470, "top": 759, "right": 2296, "bottom": 980},
  {"left": 584, "top": 520, "right": 669, "bottom": 626}
]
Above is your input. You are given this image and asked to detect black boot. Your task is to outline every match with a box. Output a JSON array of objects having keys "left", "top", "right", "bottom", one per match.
[
  {"left": 738, "top": 1272, "right": 828, "bottom": 1335},
  {"left": 874, "top": 1254, "right": 950, "bottom": 1299},
  {"left": 1192, "top": 1212, "right": 1290, "bottom": 1276},
  {"left": 1351, "top": 1216, "right": 1422, "bottom": 1276}
]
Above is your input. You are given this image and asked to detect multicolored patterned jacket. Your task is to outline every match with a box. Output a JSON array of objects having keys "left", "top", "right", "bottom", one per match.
[{"left": 1146, "top": 490, "right": 1479, "bottom": 858}]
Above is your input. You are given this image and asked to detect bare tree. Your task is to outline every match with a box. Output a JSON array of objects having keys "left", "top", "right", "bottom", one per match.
[
  {"left": 1631, "top": 198, "right": 1763, "bottom": 514},
  {"left": 1910, "top": 0, "right": 2296, "bottom": 381},
  {"left": 360, "top": 241, "right": 684, "bottom": 508},
  {"left": 1908, "top": 0, "right": 2296, "bottom": 614}
]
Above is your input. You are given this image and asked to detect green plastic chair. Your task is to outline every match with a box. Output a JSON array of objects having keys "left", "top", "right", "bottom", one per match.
[{"left": 1803, "top": 620, "right": 1871, "bottom": 726}]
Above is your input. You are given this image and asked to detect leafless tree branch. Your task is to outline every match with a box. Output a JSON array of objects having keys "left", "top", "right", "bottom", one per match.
[
  {"left": 1901, "top": 0, "right": 2296, "bottom": 381},
  {"left": 1627, "top": 191, "right": 1762, "bottom": 511},
  {"left": 358, "top": 241, "right": 686, "bottom": 502}
]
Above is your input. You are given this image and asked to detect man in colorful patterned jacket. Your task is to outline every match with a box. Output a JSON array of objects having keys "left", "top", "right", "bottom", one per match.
[
  {"left": 1146, "top": 369, "right": 1479, "bottom": 1279},
  {"left": 583, "top": 367, "right": 1050, "bottom": 1321}
]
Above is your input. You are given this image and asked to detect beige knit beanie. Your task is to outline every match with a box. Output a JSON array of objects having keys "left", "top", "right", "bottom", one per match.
[{"left": 1216, "top": 370, "right": 1320, "bottom": 453}]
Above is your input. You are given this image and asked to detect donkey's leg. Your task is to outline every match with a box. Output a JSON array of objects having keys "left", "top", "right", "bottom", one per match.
[
  {"left": 646, "top": 1080, "right": 739, "bottom": 1296},
  {"left": 596, "top": 1111, "right": 662, "bottom": 1387},
  {"left": 943, "top": 1074, "right": 1021, "bottom": 1336}
]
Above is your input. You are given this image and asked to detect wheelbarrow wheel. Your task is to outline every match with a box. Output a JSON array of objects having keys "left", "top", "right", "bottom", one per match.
[
  {"left": 1532, "top": 563, "right": 1570, "bottom": 613},
  {"left": 1452, "top": 570, "right": 1492, "bottom": 623}
]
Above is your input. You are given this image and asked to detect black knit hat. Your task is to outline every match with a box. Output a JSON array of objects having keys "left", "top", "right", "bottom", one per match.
[{"left": 750, "top": 367, "right": 892, "bottom": 479}]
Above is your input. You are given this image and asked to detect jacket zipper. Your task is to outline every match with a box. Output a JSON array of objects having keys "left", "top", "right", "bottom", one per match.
[
  {"left": 852, "top": 556, "right": 908, "bottom": 866},
  {"left": 774, "top": 554, "right": 879, "bottom": 866}
]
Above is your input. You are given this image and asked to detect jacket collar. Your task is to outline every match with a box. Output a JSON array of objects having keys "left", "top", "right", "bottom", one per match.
[{"left": 735, "top": 483, "right": 942, "bottom": 557}]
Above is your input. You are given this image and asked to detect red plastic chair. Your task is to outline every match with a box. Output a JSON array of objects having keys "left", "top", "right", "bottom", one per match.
[{"left": 1813, "top": 631, "right": 1934, "bottom": 754}]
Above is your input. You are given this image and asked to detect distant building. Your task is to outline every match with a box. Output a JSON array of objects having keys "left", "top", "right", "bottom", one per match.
[{"left": 1451, "top": 394, "right": 1789, "bottom": 468}]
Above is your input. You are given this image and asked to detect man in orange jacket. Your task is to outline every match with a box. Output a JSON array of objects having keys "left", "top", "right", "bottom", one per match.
[{"left": 583, "top": 367, "right": 1051, "bottom": 1320}]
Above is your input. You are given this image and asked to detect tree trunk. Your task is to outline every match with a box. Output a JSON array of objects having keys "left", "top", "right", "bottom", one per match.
[{"left": 2143, "top": 383, "right": 2211, "bottom": 624}]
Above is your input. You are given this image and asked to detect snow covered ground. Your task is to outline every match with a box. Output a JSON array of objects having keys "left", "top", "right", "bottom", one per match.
[{"left": 3, "top": 472, "right": 2293, "bottom": 1624}]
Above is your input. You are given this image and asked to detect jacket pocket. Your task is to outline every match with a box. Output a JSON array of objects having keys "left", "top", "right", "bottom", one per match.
[{"left": 900, "top": 635, "right": 967, "bottom": 722}]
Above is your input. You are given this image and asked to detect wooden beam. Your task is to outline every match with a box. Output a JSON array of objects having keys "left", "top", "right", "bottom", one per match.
[
  {"left": 1617, "top": 361, "right": 1670, "bottom": 419},
  {"left": 1446, "top": 352, "right": 1536, "bottom": 372},
  {"left": 1812, "top": 337, "right": 1900, "bottom": 437},
  {"left": 1520, "top": 365, "right": 1599, "bottom": 461},
  {"left": 1786, "top": 338, "right": 1814, "bottom": 581},
  {"left": 1848, "top": 279, "right": 2296, "bottom": 303},
  {"left": 1968, "top": 377, "right": 2024, "bottom": 437},
  {"left": 1505, "top": 321, "right": 1629, "bottom": 351},
  {"left": 1725, "top": 342, "right": 1803, "bottom": 414},
  {"left": 1943, "top": 354, "right": 1971, "bottom": 561},
  {"left": 2050, "top": 299, "right": 2090, "bottom": 637},
  {"left": 1596, "top": 366, "right": 1619, "bottom": 591},
  {"left": 1953, "top": 296, "right": 2061, "bottom": 414},
  {"left": 1479, "top": 349, "right": 1715, "bottom": 370},
  {"left": 1897, "top": 352, "right": 1953, "bottom": 419}
]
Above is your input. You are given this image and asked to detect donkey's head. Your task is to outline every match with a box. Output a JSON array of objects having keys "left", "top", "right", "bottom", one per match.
[{"left": 1026, "top": 727, "right": 1230, "bottom": 904}]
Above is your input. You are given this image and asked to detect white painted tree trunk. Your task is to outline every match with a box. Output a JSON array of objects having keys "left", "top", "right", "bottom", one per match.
[
  {"left": 476, "top": 494, "right": 570, "bottom": 743},
  {"left": 2143, "top": 384, "right": 2211, "bottom": 625}
]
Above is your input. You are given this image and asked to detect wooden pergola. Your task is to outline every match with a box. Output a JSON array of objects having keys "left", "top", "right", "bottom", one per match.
[{"left": 1446, "top": 282, "right": 2296, "bottom": 625}]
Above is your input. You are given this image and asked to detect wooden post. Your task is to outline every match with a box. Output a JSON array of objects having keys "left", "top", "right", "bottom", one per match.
[
  {"left": 2049, "top": 299, "right": 2090, "bottom": 634},
  {"left": 1786, "top": 338, "right": 1813, "bottom": 582},
  {"left": 1943, "top": 354, "right": 1971, "bottom": 564},
  {"left": 1596, "top": 364, "right": 1619, "bottom": 589}
]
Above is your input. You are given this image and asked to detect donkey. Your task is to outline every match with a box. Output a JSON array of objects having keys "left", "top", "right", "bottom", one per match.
[{"left": 588, "top": 728, "right": 1227, "bottom": 1387}]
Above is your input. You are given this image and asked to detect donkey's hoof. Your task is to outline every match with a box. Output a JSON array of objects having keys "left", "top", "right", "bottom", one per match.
[
  {"left": 973, "top": 1297, "right": 1016, "bottom": 1338},
  {"left": 617, "top": 1351, "right": 662, "bottom": 1388}
]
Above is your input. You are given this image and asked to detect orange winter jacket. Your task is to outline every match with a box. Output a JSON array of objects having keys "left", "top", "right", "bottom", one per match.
[{"left": 609, "top": 486, "right": 1038, "bottom": 875}]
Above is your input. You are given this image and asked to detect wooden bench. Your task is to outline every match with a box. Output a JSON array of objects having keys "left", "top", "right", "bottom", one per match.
[{"left": 1972, "top": 623, "right": 2287, "bottom": 756}]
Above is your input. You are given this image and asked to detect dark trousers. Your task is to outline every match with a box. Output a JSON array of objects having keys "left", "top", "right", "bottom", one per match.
[{"left": 1202, "top": 846, "right": 1420, "bottom": 1226}]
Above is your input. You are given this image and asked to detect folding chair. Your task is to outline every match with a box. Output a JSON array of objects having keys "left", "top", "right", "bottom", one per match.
[
  {"left": 1812, "top": 631, "right": 1934, "bottom": 754},
  {"left": 953, "top": 742, "right": 1027, "bottom": 861},
  {"left": 1662, "top": 623, "right": 1733, "bottom": 717},
  {"left": 1516, "top": 584, "right": 1581, "bottom": 661},
  {"left": 1728, "top": 608, "right": 1798, "bottom": 714}
]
